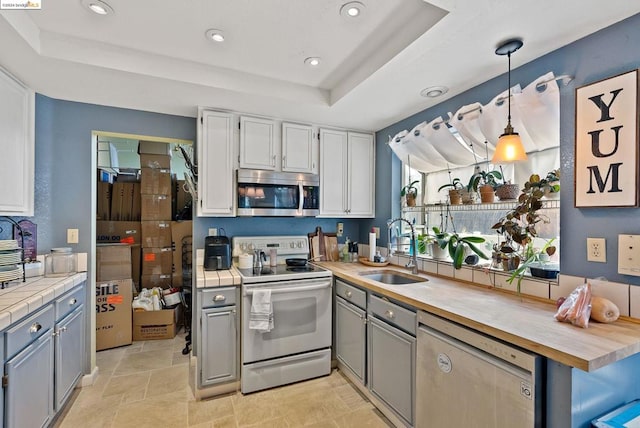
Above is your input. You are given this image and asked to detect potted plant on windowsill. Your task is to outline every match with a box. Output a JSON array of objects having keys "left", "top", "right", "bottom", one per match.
[
  {"left": 437, "top": 178, "right": 465, "bottom": 205},
  {"left": 491, "top": 173, "right": 558, "bottom": 291},
  {"left": 400, "top": 180, "right": 419, "bottom": 207},
  {"left": 468, "top": 167, "right": 503, "bottom": 204},
  {"left": 432, "top": 226, "right": 489, "bottom": 269}
]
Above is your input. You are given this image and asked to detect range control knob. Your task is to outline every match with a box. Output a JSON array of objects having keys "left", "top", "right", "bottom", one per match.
[
  {"left": 297, "top": 241, "right": 304, "bottom": 248},
  {"left": 290, "top": 242, "right": 296, "bottom": 248}
]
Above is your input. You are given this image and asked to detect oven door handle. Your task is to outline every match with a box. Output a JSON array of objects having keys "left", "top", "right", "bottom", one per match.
[{"left": 243, "top": 282, "right": 331, "bottom": 296}]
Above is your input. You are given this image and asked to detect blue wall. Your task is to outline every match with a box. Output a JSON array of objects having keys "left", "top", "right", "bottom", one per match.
[{"left": 376, "top": 12, "right": 640, "bottom": 285}]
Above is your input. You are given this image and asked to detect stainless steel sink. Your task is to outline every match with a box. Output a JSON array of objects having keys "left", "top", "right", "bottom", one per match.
[{"left": 359, "top": 270, "right": 428, "bottom": 285}]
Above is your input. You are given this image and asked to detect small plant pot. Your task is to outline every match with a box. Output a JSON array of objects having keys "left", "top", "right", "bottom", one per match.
[
  {"left": 432, "top": 245, "right": 449, "bottom": 260},
  {"left": 460, "top": 190, "right": 475, "bottom": 204},
  {"left": 405, "top": 193, "right": 416, "bottom": 207},
  {"left": 502, "top": 256, "right": 520, "bottom": 272},
  {"left": 495, "top": 183, "right": 520, "bottom": 201},
  {"left": 448, "top": 189, "right": 462, "bottom": 205},
  {"left": 479, "top": 185, "right": 495, "bottom": 203}
]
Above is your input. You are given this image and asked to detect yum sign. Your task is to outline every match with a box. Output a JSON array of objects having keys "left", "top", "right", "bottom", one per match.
[{"left": 575, "top": 70, "right": 639, "bottom": 207}]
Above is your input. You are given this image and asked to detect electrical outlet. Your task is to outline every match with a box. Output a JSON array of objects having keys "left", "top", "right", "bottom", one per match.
[
  {"left": 67, "top": 228, "right": 79, "bottom": 244},
  {"left": 336, "top": 222, "right": 344, "bottom": 237},
  {"left": 208, "top": 228, "right": 218, "bottom": 236},
  {"left": 373, "top": 227, "right": 380, "bottom": 239},
  {"left": 587, "top": 237, "right": 606, "bottom": 262}
]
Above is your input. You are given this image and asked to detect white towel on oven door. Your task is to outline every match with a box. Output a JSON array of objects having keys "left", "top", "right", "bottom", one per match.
[{"left": 249, "top": 289, "right": 274, "bottom": 333}]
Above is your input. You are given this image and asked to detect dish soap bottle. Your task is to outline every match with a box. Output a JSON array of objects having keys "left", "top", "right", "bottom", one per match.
[{"left": 342, "top": 237, "right": 350, "bottom": 262}]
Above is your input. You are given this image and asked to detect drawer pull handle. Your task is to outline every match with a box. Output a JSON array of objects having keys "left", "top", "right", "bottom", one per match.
[
  {"left": 29, "top": 323, "right": 42, "bottom": 334},
  {"left": 69, "top": 298, "right": 77, "bottom": 306},
  {"left": 385, "top": 310, "right": 395, "bottom": 319},
  {"left": 213, "top": 295, "right": 226, "bottom": 302},
  {"left": 345, "top": 291, "right": 352, "bottom": 298}
]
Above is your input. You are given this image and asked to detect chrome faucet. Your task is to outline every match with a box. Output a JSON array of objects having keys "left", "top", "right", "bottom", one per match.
[{"left": 387, "top": 218, "right": 418, "bottom": 274}]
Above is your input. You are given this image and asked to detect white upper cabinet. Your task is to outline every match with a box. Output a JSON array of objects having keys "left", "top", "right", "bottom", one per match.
[
  {"left": 319, "top": 129, "right": 375, "bottom": 218},
  {"left": 282, "top": 122, "right": 315, "bottom": 173},
  {"left": 0, "top": 68, "right": 34, "bottom": 216},
  {"left": 347, "top": 132, "right": 375, "bottom": 217},
  {"left": 239, "top": 116, "right": 276, "bottom": 170},
  {"left": 197, "top": 110, "right": 236, "bottom": 217}
]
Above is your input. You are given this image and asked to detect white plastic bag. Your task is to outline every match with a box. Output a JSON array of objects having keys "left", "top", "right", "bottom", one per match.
[{"left": 554, "top": 282, "right": 592, "bottom": 328}]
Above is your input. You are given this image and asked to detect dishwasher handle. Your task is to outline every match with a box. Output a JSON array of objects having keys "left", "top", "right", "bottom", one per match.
[{"left": 243, "top": 282, "right": 331, "bottom": 296}]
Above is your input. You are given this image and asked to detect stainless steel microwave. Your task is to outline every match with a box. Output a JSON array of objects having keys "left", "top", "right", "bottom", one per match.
[{"left": 236, "top": 169, "right": 319, "bottom": 217}]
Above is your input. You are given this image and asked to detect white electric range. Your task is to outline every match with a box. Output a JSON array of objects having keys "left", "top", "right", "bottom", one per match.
[{"left": 232, "top": 235, "right": 333, "bottom": 394}]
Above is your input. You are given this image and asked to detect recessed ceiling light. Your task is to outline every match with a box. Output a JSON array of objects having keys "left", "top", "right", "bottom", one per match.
[
  {"left": 81, "top": 0, "right": 113, "bottom": 15},
  {"left": 304, "top": 57, "right": 321, "bottom": 67},
  {"left": 205, "top": 29, "right": 225, "bottom": 43},
  {"left": 340, "top": 1, "right": 365, "bottom": 18},
  {"left": 420, "top": 86, "right": 449, "bottom": 98}
]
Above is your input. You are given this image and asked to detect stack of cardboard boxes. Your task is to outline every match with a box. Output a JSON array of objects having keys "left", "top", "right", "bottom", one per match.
[
  {"left": 95, "top": 244, "right": 133, "bottom": 351},
  {"left": 139, "top": 142, "right": 174, "bottom": 290},
  {"left": 96, "top": 141, "right": 193, "bottom": 346}
]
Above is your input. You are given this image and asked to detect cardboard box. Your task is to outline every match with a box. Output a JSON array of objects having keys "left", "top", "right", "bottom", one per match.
[
  {"left": 96, "top": 279, "right": 133, "bottom": 351},
  {"left": 142, "top": 247, "right": 173, "bottom": 275},
  {"left": 141, "top": 273, "right": 172, "bottom": 289},
  {"left": 171, "top": 220, "right": 192, "bottom": 283},
  {"left": 141, "top": 168, "right": 172, "bottom": 195},
  {"left": 138, "top": 141, "right": 172, "bottom": 156},
  {"left": 97, "top": 181, "right": 112, "bottom": 221},
  {"left": 141, "top": 221, "right": 172, "bottom": 248},
  {"left": 140, "top": 154, "right": 171, "bottom": 169},
  {"left": 111, "top": 182, "right": 134, "bottom": 221},
  {"left": 132, "top": 182, "right": 141, "bottom": 221},
  {"left": 131, "top": 244, "right": 141, "bottom": 293},
  {"left": 96, "top": 221, "right": 141, "bottom": 244},
  {"left": 132, "top": 305, "right": 179, "bottom": 341},
  {"left": 141, "top": 194, "right": 172, "bottom": 221},
  {"left": 96, "top": 243, "right": 132, "bottom": 282}
]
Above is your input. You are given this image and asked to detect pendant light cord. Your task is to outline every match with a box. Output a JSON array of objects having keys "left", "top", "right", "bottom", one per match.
[{"left": 507, "top": 51, "right": 512, "bottom": 126}]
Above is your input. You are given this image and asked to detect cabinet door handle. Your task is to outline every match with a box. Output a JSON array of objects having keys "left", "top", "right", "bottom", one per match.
[
  {"left": 53, "top": 326, "right": 68, "bottom": 337},
  {"left": 29, "top": 322, "right": 42, "bottom": 334},
  {"left": 345, "top": 291, "right": 352, "bottom": 298},
  {"left": 385, "top": 310, "right": 395, "bottom": 319},
  {"left": 213, "top": 295, "right": 226, "bottom": 302},
  {"left": 69, "top": 298, "right": 77, "bottom": 306}
]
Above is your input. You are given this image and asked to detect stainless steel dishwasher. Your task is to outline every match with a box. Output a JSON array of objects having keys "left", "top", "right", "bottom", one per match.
[{"left": 416, "top": 311, "right": 543, "bottom": 428}]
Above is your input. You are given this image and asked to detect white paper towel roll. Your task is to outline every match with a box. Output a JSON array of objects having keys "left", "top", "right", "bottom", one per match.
[{"left": 369, "top": 232, "right": 376, "bottom": 261}]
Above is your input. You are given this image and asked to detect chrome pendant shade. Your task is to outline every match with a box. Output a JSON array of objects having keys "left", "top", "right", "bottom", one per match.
[{"left": 492, "top": 38, "right": 528, "bottom": 163}]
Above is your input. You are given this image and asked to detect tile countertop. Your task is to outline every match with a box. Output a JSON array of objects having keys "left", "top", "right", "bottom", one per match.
[
  {"left": 320, "top": 261, "right": 640, "bottom": 372},
  {"left": 0, "top": 272, "right": 87, "bottom": 331},
  {"left": 195, "top": 265, "right": 241, "bottom": 288}
]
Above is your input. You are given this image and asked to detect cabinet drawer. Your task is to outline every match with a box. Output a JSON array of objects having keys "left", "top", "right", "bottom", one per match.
[
  {"left": 55, "top": 286, "right": 84, "bottom": 321},
  {"left": 6, "top": 304, "right": 54, "bottom": 359},
  {"left": 201, "top": 287, "right": 237, "bottom": 309},
  {"left": 335, "top": 280, "right": 366, "bottom": 309},
  {"left": 368, "top": 294, "right": 416, "bottom": 336}
]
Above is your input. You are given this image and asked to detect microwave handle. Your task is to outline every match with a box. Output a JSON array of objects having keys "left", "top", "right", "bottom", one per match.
[{"left": 298, "top": 182, "right": 304, "bottom": 213}]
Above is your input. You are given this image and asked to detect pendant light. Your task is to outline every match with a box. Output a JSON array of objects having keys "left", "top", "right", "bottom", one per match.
[{"left": 491, "top": 39, "right": 527, "bottom": 163}]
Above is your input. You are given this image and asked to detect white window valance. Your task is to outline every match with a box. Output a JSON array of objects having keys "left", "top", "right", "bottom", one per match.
[{"left": 389, "top": 72, "right": 570, "bottom": 173}]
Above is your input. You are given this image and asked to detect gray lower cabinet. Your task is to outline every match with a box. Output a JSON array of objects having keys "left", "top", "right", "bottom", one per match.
[
  {"left": 4, "top": 305, "right": 55, "bottom": 428},
  {"left": 367, "top": 295, "right": 416, "bottom": 427},
  {"left": 335, "top": 296, "right": 366, "bottom": 384},
  {"left": 199, "top": 287, "right": 238, "bottom": 387},
  {"left": 53, "top": 284, "right": 85, "bottom": 410}
]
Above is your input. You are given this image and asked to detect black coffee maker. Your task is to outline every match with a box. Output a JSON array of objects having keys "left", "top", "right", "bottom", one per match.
[{"left": 204, "top": 236, "right": 231, "bottom": 271}]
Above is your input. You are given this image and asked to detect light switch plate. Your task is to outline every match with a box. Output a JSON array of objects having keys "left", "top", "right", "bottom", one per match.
[
  {"left": 67, "top": 228, "right": 79, "bottom": 244},
  {"left": 619, "top": 234, "right": 640, "bottom": 276}
]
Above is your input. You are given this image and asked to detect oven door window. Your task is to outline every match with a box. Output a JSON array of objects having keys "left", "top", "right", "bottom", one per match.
[
  {"left": 238, "top": 183, "right": 299, "bottom": 209},
  {"left": 242, "top": 280, "right": 332, "bottom": 363}
]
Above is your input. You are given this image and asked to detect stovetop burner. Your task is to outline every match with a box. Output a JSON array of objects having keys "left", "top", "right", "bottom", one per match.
[{"left": 286, "top": 266, "right": 315, "bottom": 272}]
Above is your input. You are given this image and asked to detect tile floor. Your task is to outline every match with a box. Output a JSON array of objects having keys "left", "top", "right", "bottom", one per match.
[{"left": 53, "top": 332, "right": 391, "bottom": 427}]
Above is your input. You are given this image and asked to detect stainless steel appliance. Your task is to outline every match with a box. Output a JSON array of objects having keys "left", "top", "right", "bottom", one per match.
[
  {"left": 416, "top": 311, "right": 542, "bottom": 428},
  {"left": 204, "top": 236, "right": 231, "bottom": 270},
  {"left": 236, "top": 169, "right": 319, "bottom": 217},
  {"left": 233, "top": 235, "right": 332, "bottom": 394}
]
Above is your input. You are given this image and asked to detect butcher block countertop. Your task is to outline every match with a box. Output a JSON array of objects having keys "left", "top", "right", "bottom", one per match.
[{"left": 320, "top": 261, "right": 640, "bottom": 372}]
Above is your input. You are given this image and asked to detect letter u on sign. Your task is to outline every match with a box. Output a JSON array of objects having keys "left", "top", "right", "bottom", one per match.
[{"left": 575, "top": 69, "right": 639, "bottom": 207}]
